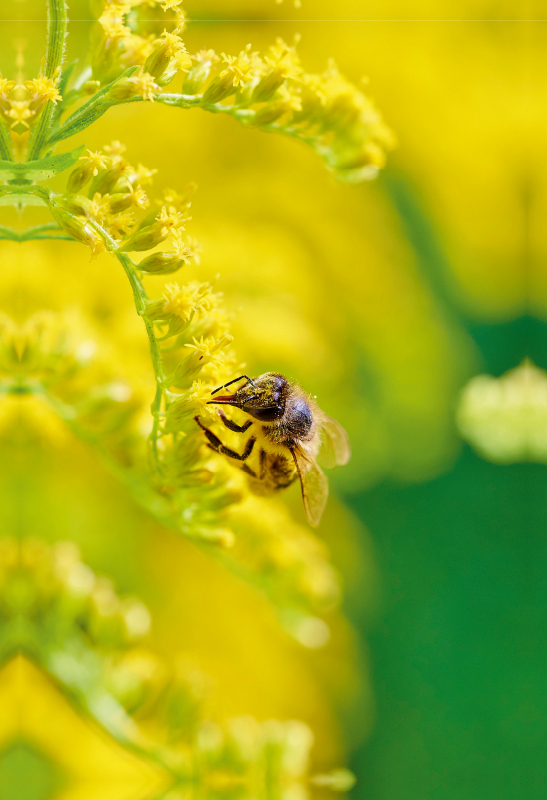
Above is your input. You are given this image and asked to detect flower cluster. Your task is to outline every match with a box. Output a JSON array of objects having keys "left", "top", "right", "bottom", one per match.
[
  {"left": 0, "top": 298, "right": 342, "bottom": 623},
  {"left": 0, "top": 0, "right": 386, "bottom": 703},
  {"left": 52, "top": 140, "right": 196, "bottom": 257},
  {"left": 94, "top": 1, "right": 189, "bottom": 83},
  {"left": 457, "top": 360, "right": 547, "bottom": 464},
  {"left": 0, "top": 538, "right": 354, "bottom": 795},
  {"left": 37, "top": 1, "right": 393, "bottom": 182},
  {"left": 0, "top": 69, "right": 62, "bottom": 135}
]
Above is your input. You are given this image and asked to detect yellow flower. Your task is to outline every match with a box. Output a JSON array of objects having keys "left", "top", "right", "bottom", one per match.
[
  {"left": 88, "top": 193, "right": 112, "bottom": 224},
  {"left": 99, "top": 1, "right": 132, "bottom": 39},
  {"left": 0, "top": 75, "right": 15, "bottom": 110},
  {"left": 67, "top": 150, "right": 110, "bottom": 194},
  {"left": 119, "top": 33, "right": 155, "bottom": 66},
  {"left": 162, "top": 184, "right": 196, "bottom": 214},
  {"left": 106, "top": 210, "right": 136, "bottom": 237},
  {"left": 133, "top": 72, "right": 160, "bottom": 101},
  {"left": 173, "top": 235, "right": 202, "bottom": 265},
  {"left": 134, "top": 163, "right": 158, "bottom": 185},
  {"left": 263, "top": 38, "right": 302, "bottom": 81},
  {"left": 184, "top": 334, "right": 233, "bottom": 359},
  {"left": 5, "top": 99, "right": 33, "bottom": 129},
  {"left": 104, "top": 140, "right": 127, "bottom": 161},
  {"left": 162, "top": 281, "right": 216, "bottom": 322},
  {"left": 156, "top": 206, "right": 188, "bottom": 238},
  {"left": 220, "top": 44, "right": 260, "bottom": 88},
  {"left": 158, "top": 0, "right": 183, "bottom": 11},
  {"left": 24, "top": 71, "right": 62, "bottom": 108},
  {"left": 192, "top": 49, "right": 219, "bottom": 66},
  {"left": 144, "top": 28, "right": 191, "bottom": 82}
]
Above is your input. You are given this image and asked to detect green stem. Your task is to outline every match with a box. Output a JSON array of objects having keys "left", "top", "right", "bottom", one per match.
[
  {"left": 115, "top": 252, "right": 165, "bottom": 474},
  {"left": 0, "top": 124, "right": 13, "bottom": 161},
  {"left": 26, "top": 0, "right": 68, "bottom": 161}
]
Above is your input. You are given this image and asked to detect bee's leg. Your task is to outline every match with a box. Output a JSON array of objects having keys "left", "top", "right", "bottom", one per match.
[
  {"left": 258, "top": 448, "right": 267, "bottom": 479},
  {"left": 242, "top": 464, "right": 257, "bottom": 478},
  {"left": 216, "top": 409, "right": 253, "bottom": 433},
  {"left": 194, "top": 417, "right": 256, "bottom": 461}
]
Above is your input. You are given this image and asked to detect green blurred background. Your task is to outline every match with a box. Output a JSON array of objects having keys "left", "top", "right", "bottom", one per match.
[{"left": 1, "top": 1, "right": 545, "bottom": 798}]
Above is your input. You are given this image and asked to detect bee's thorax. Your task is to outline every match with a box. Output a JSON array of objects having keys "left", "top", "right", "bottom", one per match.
[{"left": 261, "top": 394, "right": 315, "bottom": 448}]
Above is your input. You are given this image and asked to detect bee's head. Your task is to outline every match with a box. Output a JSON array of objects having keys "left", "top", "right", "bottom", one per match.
[{"left": 207, "top": 373, "right": 289, "bottom": 422}]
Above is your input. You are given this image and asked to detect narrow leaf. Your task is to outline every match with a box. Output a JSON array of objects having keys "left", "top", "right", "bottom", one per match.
[
  {"left": 47, "top": 66, "right": 140, "bottom": 144},
  {"left": 0, "top": 145, "right": 85, "bottom": 184}
]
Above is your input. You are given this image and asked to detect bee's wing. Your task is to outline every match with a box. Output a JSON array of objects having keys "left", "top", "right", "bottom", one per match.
[
  {"left": 318, "top": 413, "right": 351, "bottom": 469},
  {"left": 291, "top": 447, "right": 329, "bottom": 528}
]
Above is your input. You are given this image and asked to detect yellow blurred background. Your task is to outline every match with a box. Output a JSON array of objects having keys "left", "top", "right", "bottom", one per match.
[{"left": 0, "top": 1, "right": 544, "bottom": 799}]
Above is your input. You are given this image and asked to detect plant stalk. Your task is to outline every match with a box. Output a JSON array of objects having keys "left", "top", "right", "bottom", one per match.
[{"left": 26, "top": 0, "right": 68, "bottom": 161}]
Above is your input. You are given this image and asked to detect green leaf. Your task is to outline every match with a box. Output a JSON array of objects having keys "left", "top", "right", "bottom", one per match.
[
  {"left": 47, "top": 66, "right": 140, "bottom": 145},
  {"left": 0, "top": 145, "right": 85, "bottom": 184},
  {"left": 0, "top": 223, "right": 75, "bottom": 242},
  {"left": 0, "top": 193, "right": 48, "bottom": 208},
  {"left": 58, "top": 60, "right": 77, "bottom": 97},
  {"left": 0, "top": 225, "right": 20, "bottom": 241}
]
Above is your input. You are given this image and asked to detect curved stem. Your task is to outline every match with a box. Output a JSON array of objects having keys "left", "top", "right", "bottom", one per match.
[
  {"left": 44, "top": 203, "right": 167, "bottom": 476},
  {"left": 114, "top": 251, "right": 166, "bottom": 474},
  {"left": 27, "top": 0, "right": 68, "bottom": 160}
]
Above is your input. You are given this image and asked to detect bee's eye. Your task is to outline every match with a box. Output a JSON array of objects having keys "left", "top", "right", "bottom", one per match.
[{"left": 246, "top": 405, "right": 284, "bottom": 422}]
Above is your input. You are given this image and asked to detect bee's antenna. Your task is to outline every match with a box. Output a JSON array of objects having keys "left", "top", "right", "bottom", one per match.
[{"left": 211, "top": 375, "right": 256, "bottom": 396}]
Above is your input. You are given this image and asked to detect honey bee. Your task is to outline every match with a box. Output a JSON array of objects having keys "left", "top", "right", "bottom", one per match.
[{"left": 194, "top": 372, "right": 350, "bottom": 526}]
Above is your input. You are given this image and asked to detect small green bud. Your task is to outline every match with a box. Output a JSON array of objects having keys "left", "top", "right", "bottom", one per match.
[
  {"left": 50, "top": 207, "right": 105, "bottom": 257},
  {"left": 90, "top": 163, "right": 125, "bottom": 196},
  {"left": 137, "top": 252, "right": 184, "bottom": 274},
  {"left": 183, "top": 63, "right": 211, "bottom": 95},
  {"left": 155, "top": 67, "right": 179, "bottom": 88},
  {"left": 67, "top": 164, "right": 94, "bottom": 194},
  {"left": 108, "top": 192, "right": 134, "bottom": 214},
  {"left": 201, "top": 75, "right": 235, "bottom": 105},
  {"left": 82, "top": 80, "right": 101, "bottom": 95},
  {"left": 61, "top": 194, "right": 93, "bottom": 216},
  {"left": 106, "top": 78, "right": 137, "bottom": 102},
  {"left": 118, "top": 224, "right": 166, "bottom": 252},
  {"left": 249, "top": 103, "right": 287, "bottom": 127},
  {"left": 252, "top": 72, "right": 285, "bottom": 104}
]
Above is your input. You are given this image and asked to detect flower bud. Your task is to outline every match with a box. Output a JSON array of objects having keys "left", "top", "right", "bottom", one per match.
[
  {"left": 106, "top": 77, "right": 138, "bottom": 103},
  {"left": 183, "top": 62, "right": 212, "bottom": 95},
  {"left": 144, "top": 34, "right": 191, "bottom": 84},
  {"left": 50, "top": 207, "right": 106, "bottom": 257},
  {"left": 108, "top": 192, "right": 134, "bottom": 214},
  {"left": 61, "top": 194, "right": 93, "bottom": 216},
  {"left": 67, "top": 164, "right": 94, "bottom": 194},
  {"left": 82, "top": 80, "right": 101, "bottom": 95},
  {"left": 164, "top": 394, "right": 197, "bottom": 431},
  {"left": 252, "top": 72, "right": 285, "bottom": 104},
  {"left": 137, "top": 252, "right": 184, "bottom": 274},
  {"left": 89, "top": 163, "right": 126, "bottom": 196},
  {"left": 118, "top": 224, "right": 166, "bottom": 252},
  {"left": 144, "top": 49, "right": 171, "bottom": 83},
  {"left": 248, "top": 102, "right": 287, "bottom": 127},
  {"left": 201, "top": 75, "right": 235, "bottom": 105},
  {"left": 155, "top": 67, "right": 179, "bottom": 88}
]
